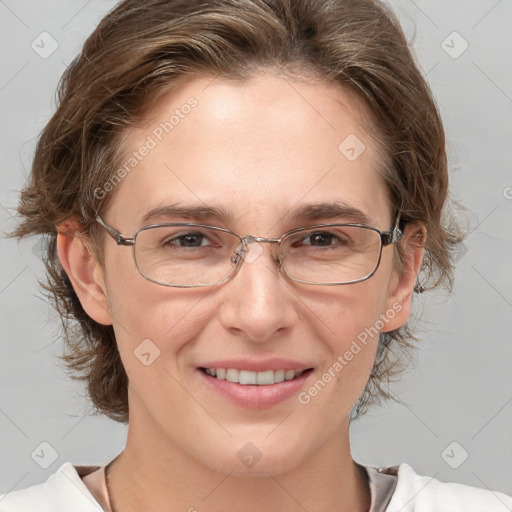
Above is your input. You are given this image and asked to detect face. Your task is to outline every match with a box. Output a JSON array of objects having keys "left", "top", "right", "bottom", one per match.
[{"left": 73, "top": 73, "right": 417, "bottom": 476}]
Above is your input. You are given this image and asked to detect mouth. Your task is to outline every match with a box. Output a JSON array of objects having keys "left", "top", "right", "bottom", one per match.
[{"left": 199, "top": 367, "right": 314, "bottom": 386}]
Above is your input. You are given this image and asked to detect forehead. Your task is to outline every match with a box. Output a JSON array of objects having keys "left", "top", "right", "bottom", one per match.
[{"left": 109, "top": 73, "right": 391, "bottom": 232}]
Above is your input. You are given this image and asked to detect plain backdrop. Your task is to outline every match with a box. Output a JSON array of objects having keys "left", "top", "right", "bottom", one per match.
[{"left": 1, "top": 0, "right": 511, "bottom": 498}]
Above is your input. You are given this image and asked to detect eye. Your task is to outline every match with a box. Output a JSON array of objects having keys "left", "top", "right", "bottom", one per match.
[
  {"left": 304, "top": 231, "right": 342, "bottom": 247},
  {"left": 293, "top": 230, "right": 350, "bottom": 248},
  {"left": 163, "top": 231, "right": 220, "bottom": 248}
]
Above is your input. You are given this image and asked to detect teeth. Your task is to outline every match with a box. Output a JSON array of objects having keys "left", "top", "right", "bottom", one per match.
[{"left": 204, "top": 368, "right": 305, "bottom": 385}]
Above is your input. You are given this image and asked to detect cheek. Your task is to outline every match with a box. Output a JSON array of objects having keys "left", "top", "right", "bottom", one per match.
[
  {"left": 295, "top": 293, "right": 389, "bottom": 439},
  {"left": 313, "top": 276, "right": 391, "bottom": 345},
  {"left": 303, "top": 271, "right": 394, "bottom": 393},
  {"left": 102, "top": 251, "right": 210, "bottom": 371}
]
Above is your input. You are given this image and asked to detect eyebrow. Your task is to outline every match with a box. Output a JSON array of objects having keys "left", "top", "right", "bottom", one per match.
[
  {"left": 141, "top": 201, "right": 372, "bottom": 226},
  {"left": 141, "top": 204, "right": 236, "bottom": 225},
  {"left": 289, "top": 201, "right": 372, "bottom": 225}
]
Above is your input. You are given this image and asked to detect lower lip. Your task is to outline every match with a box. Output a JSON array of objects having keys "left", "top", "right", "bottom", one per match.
[{"left": 198, "top": 369, "right": 314, "bottom": 409}]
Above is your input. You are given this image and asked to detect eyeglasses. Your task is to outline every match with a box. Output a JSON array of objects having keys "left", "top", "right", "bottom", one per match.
[{"left": 95, "top": 214, "right": 403, "bottom": 288}]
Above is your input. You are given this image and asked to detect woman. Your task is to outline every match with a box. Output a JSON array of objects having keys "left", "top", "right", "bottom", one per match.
[{"left": 2, "top": 0, "right": 511, "bottom": 510}]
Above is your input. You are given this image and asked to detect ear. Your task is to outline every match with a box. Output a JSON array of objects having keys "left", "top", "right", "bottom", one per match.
[
  {"left": 382, "top": 222, "right": 426, "bottom": 332},
  {"left": 56, "top": 219, "right": 113, "bottom": 325}
]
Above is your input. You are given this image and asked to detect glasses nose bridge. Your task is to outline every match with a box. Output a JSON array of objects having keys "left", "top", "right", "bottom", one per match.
[
  {"left": 233, "top": 234, "right": 282, "bottom": 267},
  {"left": 241, "top": 234, "right": 282, "bottom": 256},
  {"left": 244, "top": 235, "right": 281, "bottom": 244}
]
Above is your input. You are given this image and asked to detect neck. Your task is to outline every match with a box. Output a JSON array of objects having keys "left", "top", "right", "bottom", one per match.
[{"left": 107, "top": 405, "right": 370, "bottom": 512}]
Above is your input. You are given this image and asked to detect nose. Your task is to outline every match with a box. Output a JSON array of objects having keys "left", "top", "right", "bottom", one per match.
[{"left": 217, "top": 239, "right": 298, "bottom": 343}]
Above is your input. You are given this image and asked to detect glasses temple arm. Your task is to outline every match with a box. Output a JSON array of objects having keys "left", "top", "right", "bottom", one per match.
[{"left": 95, "top": 215, "right": 134, "bottom": 245}]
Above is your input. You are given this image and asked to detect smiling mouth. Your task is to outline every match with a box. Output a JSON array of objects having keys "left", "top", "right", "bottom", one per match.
[{"left": 199, "top": 367, "right": 314, "bottom": 386}]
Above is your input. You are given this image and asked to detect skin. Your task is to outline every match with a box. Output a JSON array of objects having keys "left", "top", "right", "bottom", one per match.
[{"left": 58, "top": 72, "right": 424, "bottom": 512}]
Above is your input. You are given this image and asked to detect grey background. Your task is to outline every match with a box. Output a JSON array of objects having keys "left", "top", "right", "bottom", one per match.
[{"left": 1, "top": 0, "right": 511, "bottom": 498}]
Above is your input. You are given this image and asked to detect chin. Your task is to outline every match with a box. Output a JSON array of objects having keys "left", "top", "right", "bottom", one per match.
[
  {"left": 188, "top": 428, "right": 314, "bottom": 477},
  {"left": 199, "top": 449, "right": 307, "bottom": 477}
]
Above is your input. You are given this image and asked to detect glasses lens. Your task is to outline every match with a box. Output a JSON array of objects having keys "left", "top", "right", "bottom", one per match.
[
  {"left": 133, "top": 225, "right": 241, "bottom": 286},
  {"left": 280, "top": 225, "right": 382, "bottom": 284},
  {"left": 132, "top": 224, "right": 383, "bottom": 287}
]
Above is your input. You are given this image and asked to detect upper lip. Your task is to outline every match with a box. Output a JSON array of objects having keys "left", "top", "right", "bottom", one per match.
[{"left": 197, "top": 358, "right": 314, "bottom": 373}]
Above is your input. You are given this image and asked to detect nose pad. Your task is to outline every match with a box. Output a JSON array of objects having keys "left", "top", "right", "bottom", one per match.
[
  {"left": 232, "top": 238, "right": 264, "bottom": 265},
  {"left": 231, "top": 238, "right": 281, "bottom": 268},
  {"left": 231, "top": 241, "right": 246, "bottom": 265},
  {"left": 242, "top": 236, "right": 264, "bottom": 264}
]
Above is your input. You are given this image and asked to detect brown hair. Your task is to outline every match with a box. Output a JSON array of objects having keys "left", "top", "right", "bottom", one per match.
[{"left": 12, "top": 0, "right": 464, "bottom": 423}]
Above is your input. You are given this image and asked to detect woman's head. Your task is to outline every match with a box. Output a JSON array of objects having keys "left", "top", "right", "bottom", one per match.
[{"left": 13, "top": 0, "right": 463, "bottom": 439}]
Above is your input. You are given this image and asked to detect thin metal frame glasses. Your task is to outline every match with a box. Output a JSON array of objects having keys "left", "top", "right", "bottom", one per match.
[{"left": 95, "top": 214, "right": 403, "bottom": 288}]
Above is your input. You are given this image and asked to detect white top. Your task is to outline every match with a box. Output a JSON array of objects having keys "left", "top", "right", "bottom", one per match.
[{"left": 1, "top": 461, "right": 511, "bottom": 511}]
